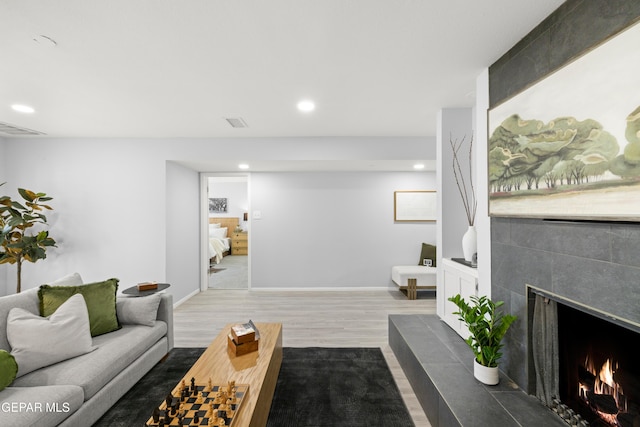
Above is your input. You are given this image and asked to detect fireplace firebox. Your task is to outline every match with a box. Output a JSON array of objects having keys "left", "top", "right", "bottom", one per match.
[{"left": 556, "top": 300, "right": 640, "bottom": 426}]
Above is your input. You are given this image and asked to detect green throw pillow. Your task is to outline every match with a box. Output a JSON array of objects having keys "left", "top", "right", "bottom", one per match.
[
  {"left": 0, "top": 349, "right": 18, "bottom": 391},
  {"left": 39, "top": 278, "right": 121, "bottom": 337},
  {"left": 419, "top": 243, "right": 437, "bottom": 267}
]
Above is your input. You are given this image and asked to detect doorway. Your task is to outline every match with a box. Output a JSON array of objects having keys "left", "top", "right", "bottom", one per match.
[{"left": 201, "top": 174, "right": 249, "bottom": 290}]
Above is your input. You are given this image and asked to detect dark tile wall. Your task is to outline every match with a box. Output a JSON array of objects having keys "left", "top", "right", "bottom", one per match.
[
  {"left": 490, "top": 0, "right": 640, "bottom": 107},
  {"left": 488, "top": 0, "right": 640, "bottom": 391}
]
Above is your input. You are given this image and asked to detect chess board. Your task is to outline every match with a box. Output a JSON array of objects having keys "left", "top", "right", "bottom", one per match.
[{"left": 145, "top": 382, "right": 248, "bottom": 426}]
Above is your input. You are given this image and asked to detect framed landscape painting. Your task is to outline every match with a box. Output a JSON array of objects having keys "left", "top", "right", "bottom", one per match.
[{"left": 488, "top": 21, "right": 640, "bottom": 221}]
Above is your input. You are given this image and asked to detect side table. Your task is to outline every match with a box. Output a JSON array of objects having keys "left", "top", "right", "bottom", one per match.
[{"left": 122, "top": 283, "right": 170, "bottom": 297}]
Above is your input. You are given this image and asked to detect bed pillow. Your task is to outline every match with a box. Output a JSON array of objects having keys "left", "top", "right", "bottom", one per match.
[
  {"left": 116, "top": 294, "right": 162, "bottom": 327},
  {"left": 419, "top": 243, "right": 437, "bottom": 267},
  {"left": 8, "top": 294, "right": 95, "bottom": 377},
  {"left": 210, "top": 227, "right": 227, "bottom": 239},
  {"left": 209, "top": 223, "right": 221, "bottom": 237},
  {"left": 0, "top": 350, "right": 18, "bottom": 391},
  {"left": 38, "top": 278, "right": 120, "bottom": 337}
]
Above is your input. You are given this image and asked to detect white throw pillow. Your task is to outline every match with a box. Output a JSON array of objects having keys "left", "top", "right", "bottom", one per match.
[
  {"left": 7, "top": 294, "right": 95, "bottom": 377},
  {"left": 49, "top": 272, "right": 83, "bottom": 286},
  {"left": 208, "top": 223, "right": 221, "bottom": 237},
  {"left": 210, "top": 227, "right": 227, "bottom": 239},
  {"left": 116, "top": 294, "right": 162, "bottom": 327}
]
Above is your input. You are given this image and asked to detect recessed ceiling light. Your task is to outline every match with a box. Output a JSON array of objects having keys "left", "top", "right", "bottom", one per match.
[
  {"left": 238, "top": 164, "right": 250, "bottom": 170},
  {"left": 297, "top": 100, "right": 315, "bottom": 112},
  {"left": 413, "top": 164, "right": 425, "bottom": 170},
  {"left": 11, "top": 104, "right": 35, "bottom": 114}
]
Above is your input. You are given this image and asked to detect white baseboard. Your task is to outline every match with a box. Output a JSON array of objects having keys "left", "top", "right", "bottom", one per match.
[
  {"left": 248, "top": 286, "right": 394, "bottom": 292},
  {"left": 173, "top": 288, "right": 200, "bottom": 308}
]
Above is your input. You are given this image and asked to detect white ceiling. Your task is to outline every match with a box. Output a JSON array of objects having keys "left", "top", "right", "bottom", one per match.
[{"left": 0, "top": 0, "right": 564, "bottom": 141}]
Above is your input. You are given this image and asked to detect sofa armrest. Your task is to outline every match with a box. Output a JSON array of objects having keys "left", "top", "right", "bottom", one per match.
[{"left": 157, "top": 293, "right": 174, "bottom": 352}]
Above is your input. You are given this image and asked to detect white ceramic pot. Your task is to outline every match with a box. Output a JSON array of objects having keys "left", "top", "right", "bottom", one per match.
[
  {"left": 473, "top": 358, "right": 499, "bottom": 385},
  {"left": 462, "top": 225, "right": 477, "bottom": 262}
]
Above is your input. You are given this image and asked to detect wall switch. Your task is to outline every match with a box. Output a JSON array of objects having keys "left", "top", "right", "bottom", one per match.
[{"left": 253, "top": 210, "right": 262, "bottom": 219}]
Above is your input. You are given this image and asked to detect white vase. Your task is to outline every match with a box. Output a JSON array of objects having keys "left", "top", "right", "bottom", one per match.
[
  {"left": 462, "top": 225, "right": 477, "bottom": 262},
  {"left": 474, "top": 359, "right": 499, "bottom": 385}
]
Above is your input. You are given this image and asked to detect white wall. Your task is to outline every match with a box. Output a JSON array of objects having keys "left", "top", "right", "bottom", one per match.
[
  {"left": 0, "top": 136, "right": 431, "bottom": 298},
  {"left": 436, "top": 108, "right": 474, "bottom": 259},
  {"left": 436, "top": 108, "right": 474, "bottom": 317},
  {"left": 166, "top": 161, "right": 200, "bottom": 304},
  {"left": 475, "top": 69, "right": 491, "bottom": 297},
  {"left": 1, "top": 138, "right": 169, "bottom": 296},
  {"left": 0, "top": 137, "right": 7, "bottom": 295},
  {"left": 250, "top": 171, "right": 435, "bottom": 288}
]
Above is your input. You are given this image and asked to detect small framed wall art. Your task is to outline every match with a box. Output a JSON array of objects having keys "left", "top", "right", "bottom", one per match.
[
  {"left": 394, "top": 190, "right": 437, "bottom": 222},
  {"left": 208, "top": 198, "right": 228, "bottom": 213}
]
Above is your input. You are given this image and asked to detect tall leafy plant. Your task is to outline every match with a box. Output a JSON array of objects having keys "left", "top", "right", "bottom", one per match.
[
  {"left": 448, "top": 294, "right": 517, "bottom": 367},
  {"left": 0, "top": 183, "right": 57, "bottom": 293}
]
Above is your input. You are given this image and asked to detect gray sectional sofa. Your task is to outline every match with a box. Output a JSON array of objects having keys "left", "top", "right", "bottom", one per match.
[{"left": 0, "top": 283, "right": 174, "bottom": 427}]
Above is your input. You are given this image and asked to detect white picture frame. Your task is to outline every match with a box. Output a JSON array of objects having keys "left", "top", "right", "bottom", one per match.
[{"left": 394, "top": 190, "right": 437, "bottom": 222}]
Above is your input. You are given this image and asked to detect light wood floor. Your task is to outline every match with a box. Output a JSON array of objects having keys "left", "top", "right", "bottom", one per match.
[{"left": 174, "top": 289, "right": 435, "bottom": 426}]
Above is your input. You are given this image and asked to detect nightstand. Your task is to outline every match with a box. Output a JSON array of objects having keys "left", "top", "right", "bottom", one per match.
[{"left": 232, "top": 232, "right": 248, "bottom": 255}]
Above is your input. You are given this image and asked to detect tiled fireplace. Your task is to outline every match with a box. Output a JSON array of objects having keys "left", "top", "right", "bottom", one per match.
[
  {"left": 487, "top": 3, "right": 640, "bottom": 426},
  {"left": 492, "top": 218, "right": 640, "bottom": 395},
  {"left": 527, "top": 286, "right": 640, "bottom": 426}
]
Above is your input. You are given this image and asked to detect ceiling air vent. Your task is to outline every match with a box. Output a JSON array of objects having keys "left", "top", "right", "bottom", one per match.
[
  {"left": 224, "top": 117, "right": 248, "bottom": 129},
  {"left": 0, "top": 121, "right": 45, "bottom": 136}
]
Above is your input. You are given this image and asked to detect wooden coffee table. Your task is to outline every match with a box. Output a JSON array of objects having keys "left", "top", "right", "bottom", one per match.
[{"left": 172, "top": 323, "right": 282, "bottom": 427}]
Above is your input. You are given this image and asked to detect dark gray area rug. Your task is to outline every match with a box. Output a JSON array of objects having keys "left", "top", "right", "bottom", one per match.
[{"left": 94, "top": 347, "right": 414, "bottom": 427}]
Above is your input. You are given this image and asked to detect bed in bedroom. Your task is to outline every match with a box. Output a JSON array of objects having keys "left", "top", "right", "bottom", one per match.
[{"left": 208, "top": 217, "right": 239, "bottom": 264}]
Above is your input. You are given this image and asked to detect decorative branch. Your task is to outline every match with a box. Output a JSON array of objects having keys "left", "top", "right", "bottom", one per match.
[{"left": 450, "top": 134, "right": 477, "bottom": 226}]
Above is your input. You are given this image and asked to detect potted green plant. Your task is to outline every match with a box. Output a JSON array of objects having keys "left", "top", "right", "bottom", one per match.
[
  {"left": 0, "top": 183, "right": 57, "bottom": 293},
  {"left": 448, "top": 293, "right": 517, "bottom": 385}
]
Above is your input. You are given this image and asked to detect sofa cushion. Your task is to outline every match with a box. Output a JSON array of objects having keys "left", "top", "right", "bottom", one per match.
[
  {"left": 116, "top": 294, "right": 162, "bottom": 327},
  {"left": 11, "top": 322, "right": 167, "bottom": 400},
  {"left": 0, "top": 385, "right": 84, "bottom": 427},
  {"left": 7, "top": 294, "right": 95, "bottom": 377},
  {"left": 0, "top": 288, "right": 39, "bottom": 352},
  {"left": 39, "top": 278, "right": 120, "bottom": 337},
  {"left": 0, "top": 350, "right": 17, "bottom": 391},
  {"left": 48, "top": 272, "right": 84, "bottom": 286}
]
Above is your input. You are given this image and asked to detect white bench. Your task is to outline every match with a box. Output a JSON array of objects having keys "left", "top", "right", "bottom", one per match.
[{"left": 391, "top": 266, "right": 437, "bottom": 300}]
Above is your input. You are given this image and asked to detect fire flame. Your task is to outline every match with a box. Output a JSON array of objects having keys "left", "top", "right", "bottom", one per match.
[{"left": 580, "top": 355, "right": 627, "bottom": 425}]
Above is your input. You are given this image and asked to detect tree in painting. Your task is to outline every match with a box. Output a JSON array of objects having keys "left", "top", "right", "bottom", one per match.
[{"left": 488, "top": 113, "right": 627, "bottom": 194}]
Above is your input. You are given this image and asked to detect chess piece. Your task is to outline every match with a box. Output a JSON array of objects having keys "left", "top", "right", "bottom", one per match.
[
  {"left": 152, "top": 407, "right": 160, "bottom": 423},
  {"left": 191, "top": 377, "right": 196, "bottom": 395},
  {"left": 194, "top": 412, "right": 200, "bottom": 424},
  {"left": 196, "top": 391, "right": 204, "bottom": 404},
  {"left": 226, "top": 405, "right": 235, "bottom": 418},
  {"left": 165, "top": 393, "right": 173, "bottom": 407},
  {"left": 207, "top": 377, "right": 213, "bottom": 392}
]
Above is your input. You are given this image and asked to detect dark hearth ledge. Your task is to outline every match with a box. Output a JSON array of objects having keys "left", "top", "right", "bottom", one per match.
[{"left": 389, "top": 315, "right": 565, "bottom": 427}]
